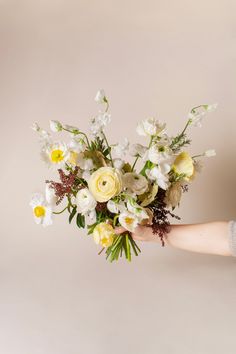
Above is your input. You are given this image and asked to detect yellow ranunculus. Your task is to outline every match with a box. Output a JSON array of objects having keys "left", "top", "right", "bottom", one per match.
[
  {"left": 93, "top": 222, "right": 115, "bottom": 247},
  {"left": 88, "top": 167, "right": 123, "bottom": 202},
  {"left": 172, "top": 151, "right": 194, "bottom": 181}
]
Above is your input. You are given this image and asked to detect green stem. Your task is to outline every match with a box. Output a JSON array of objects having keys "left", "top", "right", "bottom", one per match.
[
  {"left": 53, "top": 205, "right": 68, "bottom": 214},
  {"left": 102, "top": 132, "right": 114, "bottom": 167},
  {"left": 191, "top": 153, "right": 204, "bottom": 159},
  {"left": 131, "top": 156, "right": 139, "bottom": 172},
  {"left": 62, "top": 128, "right": 91, "bottom": 148}
]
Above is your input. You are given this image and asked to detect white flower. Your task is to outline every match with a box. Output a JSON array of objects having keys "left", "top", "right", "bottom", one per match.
[
  {"left": 68, "top": 137, "right": 87, "bottom": 153},
  {"left": 76, "top": 188, "right": 97, "bottom": 215},
  {"left": 41, "top": 141, "right": 69, "bottom": 167},
  {"left": 63, "top": 124, "right": 80, "bottom": 135},
  {"left": 136, "top": 117, "right": 166, "bottom": 137},
  {"left": 205, "top": 103, "right": 218, "bottom": 112},
  {"left": 49, "top": 120, "right": 63, "bottom": 132},
  {"left": 119, "top": 211, "right": 139, "bottom": 232},
  {"left": 85, "top": 209, "right": 97, "bottom": 224},
  {"left": 147, "top": 144, "right": 174, "bottom": 165},
  {"left": 107, "top": 200, "right": 126, "bottom": 214},
  {"left": 94, "top": 89, "right": 107, "bottom": 104},
  {"left": 113, "top": 158, "right": 125, "bottom": 170},
  {"left": 82, "top": 170, "right": 91, "bottom": 182},
  {"left": 123, "top": 172, "right": 148, "bottom": 195},
  {"left": 32, "top": 123, "right": 51, "bottom": 143},
  {"left": 90, "top": 112, "right": 111, "bottom": 136},
  {"left": 45, "top": 184, "right": 58, "bottom": 205},
  {"left": 113, "top": 138, "right": 129, "bottom": 158},
  {"left": 126, "top": 199, "right": 148, "bottom": 221},
  {"left": 77, "top": 152, "right": 94, "bottom": 170},
  {"left": 129, "top": 143, "right": 147, "bottom": 158},
  {"left": 146, "top": 164, "right": 171, "bottom": 190},
  {"left": 188, "top": 104, "right": 217, "bottom": 128},
  {"left": 204, "top": 149, "right": 216, "bottom": 157},
  {"left": 30, "top": 193, "right": 53, "bottom": 227}
]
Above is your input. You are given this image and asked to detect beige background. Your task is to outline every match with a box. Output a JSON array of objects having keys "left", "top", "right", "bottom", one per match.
[{"left": 1, "top": 0, "right": 236, "bottom": 353}]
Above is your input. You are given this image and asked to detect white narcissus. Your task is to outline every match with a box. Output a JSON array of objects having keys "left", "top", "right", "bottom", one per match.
[
  {"left": 123, "top": 172, "right": 148, "bottom": 195},
  {"left": 76, "top": 188, "right": 97, "bottom": 215},
  {"left": 30, "top": 193, "right": 53, "bottom": 227},
  {"left": 136, "top": 117, "right": 166, "bottom": 137}
]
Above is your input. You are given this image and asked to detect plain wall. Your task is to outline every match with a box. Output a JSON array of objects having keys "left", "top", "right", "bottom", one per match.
[{"left": 1, "top": 1, "right": 236, "bottom": 353}]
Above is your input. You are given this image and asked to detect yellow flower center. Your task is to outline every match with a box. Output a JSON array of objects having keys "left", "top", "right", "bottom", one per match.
[
  {"left": 51, "top": 149, "right": 64, "bottom": 163},
  {"left": 125, "top": 217, "right": 134, "bottom": 225},
  {"left": 34, "top": 206, "right": 46, "bottom": 218}
]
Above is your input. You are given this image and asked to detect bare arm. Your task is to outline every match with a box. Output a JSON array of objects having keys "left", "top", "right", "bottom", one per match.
[{"left": 115, "top": 221, "right": 233, "bottom": 256}]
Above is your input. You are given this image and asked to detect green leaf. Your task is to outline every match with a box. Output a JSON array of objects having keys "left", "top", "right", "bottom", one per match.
[
  {"left": 76, "top": 213, "right": 85, "bottom": 228},
  {"left": 69, "top": 206, "right": 77, "bottom": 224}
]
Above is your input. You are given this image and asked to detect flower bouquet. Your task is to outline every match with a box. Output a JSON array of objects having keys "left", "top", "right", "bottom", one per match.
[{"left": 30, "top": 90, "right": 217, "bottom": 262}]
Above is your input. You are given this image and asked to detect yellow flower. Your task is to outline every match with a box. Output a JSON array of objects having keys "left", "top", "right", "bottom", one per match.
[
  {"left": 88, "top": 167, "right": 123, "bottom": 202},
  {"left": 93, "top": 222, "right": 115, "bottom": 247},
  {"left": 172, "top": 151, "right": 194, "bottom": 181}
]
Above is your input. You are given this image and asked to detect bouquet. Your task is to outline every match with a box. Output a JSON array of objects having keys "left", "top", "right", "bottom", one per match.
[{"left": 30, "top": 90, "right": 217, "bottom": 262}]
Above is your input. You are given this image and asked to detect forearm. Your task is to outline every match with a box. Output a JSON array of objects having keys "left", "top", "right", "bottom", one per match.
[{"left": 165, "top": 221, "right": 232, "bottom": 256}]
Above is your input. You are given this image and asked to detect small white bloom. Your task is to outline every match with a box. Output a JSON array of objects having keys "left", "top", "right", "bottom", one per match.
[
  {"left": 45, "top": 184, "right": 58, "bottom": 205},
  {"left": 123, "top": 172, "right": 148, "bottom": 195},
  {"left": 30, "top": 193, "right": 53, "bottom": 227},
  {"left": 129, "top": 144, "right": 147, "bottom": 158},
  {"left": 119, "top": 211, "right": 139, "bottom": 232},
  {"left": 63, "top": 124, "right": 80, "bottom": 135},
  {"left": 32, "top": 123, "right": 51, "bottom": 144},
  {"left": 204, "top": 149, "right": 216, "bottom": 157},
  {"left": 136, "top": 117, "right": 166, "bottom": 137},
  {"left": 107, "top": 200, "right": 126, "bottom": 214},
  {"left": 77, "top": 152, "right": 94, "bottom": 170},
  {"left": 94, "top": 89, "right": 107, "bottom": 104},
  {"left": 49, "top": 120, "right": 63, "bottom": 132},
  {"left": 126, "top": 199, "right": 148, "bottom": 221},
  {"left": 146, "top": 164, "right": 171, "bottom": 190},
  {"left": 85, "top": 209, "right": 97, "bottom": 224},
  {"left": 113, "top": 138, "right": 129, "bottom": 158},
  {"left": 90, "top": 112, "right": 111, "bottom": 136},
  {"left": 41, "top": 142, "right": 69, "bottom": 167},
  {"left": 76, "top": 188, "right": 97, "bottom": 215},
  {"left": 147, "top": 144, "right": 174, "bottom": 165},
  {"left": 113, "top": 158, "right": 125, "bottom": 170},
  {"left": 205, "top": 103, "right": 218, "bottom": 112},
  {"left": 68, "top": 137, "right": 87, "bottom": 153}
]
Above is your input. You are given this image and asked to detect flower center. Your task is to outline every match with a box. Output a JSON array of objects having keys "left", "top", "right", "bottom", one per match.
[
  {"left": 51, "top": 149, "right": 64, "bottom": 163},
  {"left": 125, "top": 217, "right": 134, "bottom": 225},
  {"left": 34, "top": 206, "right": 46, "bottom": 218}
]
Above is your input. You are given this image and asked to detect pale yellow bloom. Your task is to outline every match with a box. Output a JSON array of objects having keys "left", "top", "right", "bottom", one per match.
[
  {"left": 88, "top": 167, "right": 123, "bottom": 202},
  {"left": 172, "top": 151, "right": 194, "bottom": 181},
  {"left": 164, "top": 182, "right": 182, "bottom": 208},
  {"left": 93, "top": 222, "right": 115, "bottom": 247}
]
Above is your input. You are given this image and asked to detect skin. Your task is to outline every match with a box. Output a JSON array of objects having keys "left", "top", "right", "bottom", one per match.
[{"left": 115, "top": 221, "right": 233, "bottom": 256}]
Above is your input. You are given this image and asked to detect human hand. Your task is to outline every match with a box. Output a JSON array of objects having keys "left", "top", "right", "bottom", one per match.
[{"left": 115, "top": 225, "right": 161, "bottom": 243}]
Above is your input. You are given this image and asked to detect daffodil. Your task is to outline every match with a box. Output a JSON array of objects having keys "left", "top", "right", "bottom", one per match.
[{"left": 30, "top": 193, "right": 53, "bottom": 227}]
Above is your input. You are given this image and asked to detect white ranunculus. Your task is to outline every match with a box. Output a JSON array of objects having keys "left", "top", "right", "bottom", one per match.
[
  {"left": 136, "top": 117, "right": 166, "bottom": 137},
  {"left": 204, "top": 149, "right": 216, "bottom": 157},
  {"left": 118, "top": 211, "right": 139, "bottom": 232},
  {"left": 94, "top": 89, "right": 107, "bottom": 104},
  {"left": 113, "top": 138, "right": 129, "bottom": 158},
  {"left": 123, "top": 172, "right": 148, "bottom": 195},
  {"left": 49, "top": 120, "right": 63, "bottom": 132},
  {"left": 146, "top": 164, "right": 171, "bottom": 190},
  {"left": 76, "top": 188, "right": 97, "bottom": 215},
  {"left": 129, "top": 143, "right": 147, "bottom": 158}
]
